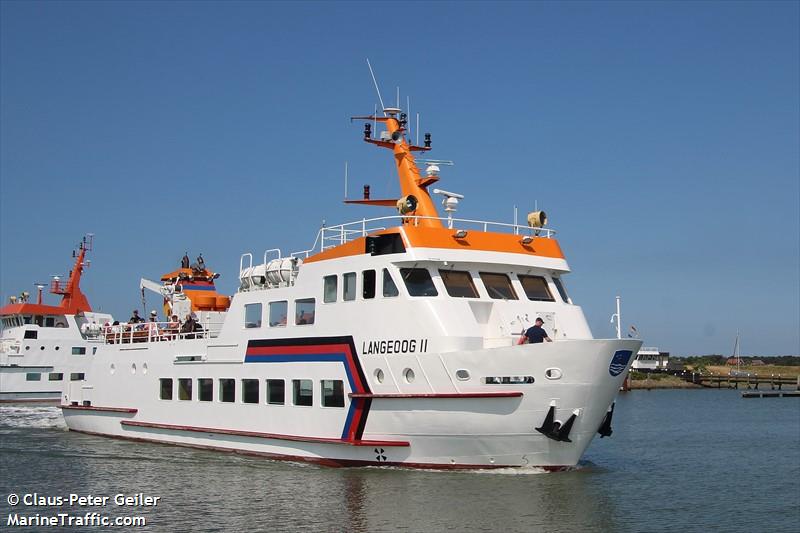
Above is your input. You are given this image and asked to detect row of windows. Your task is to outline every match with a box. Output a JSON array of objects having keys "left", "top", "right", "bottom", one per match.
[
  {"left": 26, "top": 372, "right": 82, "bottom": 381},
  {"left": 241, "top": 269, "right": 569, "bottom": 329},
  {"left": 158, "top": 378, "right": 345, "bottom": 408},
  {"left": 3, "top": 315, "right": 68, "bottom": 328}
]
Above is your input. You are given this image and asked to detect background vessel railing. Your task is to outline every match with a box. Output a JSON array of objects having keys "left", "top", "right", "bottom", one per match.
[{"left": 290, "top": 215, "right": 557, "bottom": 258}]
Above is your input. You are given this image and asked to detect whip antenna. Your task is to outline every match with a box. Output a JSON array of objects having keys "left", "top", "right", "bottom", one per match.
[{"left": 366, "top": 59, "right": 386, "bottom": 116}]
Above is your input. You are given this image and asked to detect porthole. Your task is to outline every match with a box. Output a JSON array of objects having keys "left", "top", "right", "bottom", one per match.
[
  {"left": 110, "top": 363, "right": 116, "bottom": 375},
  {"left": 40, "top": 346, "right": 45, "bottom": 350},
  {"left": 403, "top": 368, "right": 415, "bottom": 383},
  {"left": 374, "top": 368, "right": 385, "bottom": 384},
  {"left": 455, "top": 369, "right": 470, "bottom": 381},
  {"left": 55, "top": 346, "right": 60, "bottom": 351},
  {"left": 131, "top": 363, "right": 137, "bottom": 375},
  {"left": 25, "top": 346, "right": 30, "bottom": 350},
  {"left": 142, "top": 363, "right": 148, "bottom": 375},
  {"left": 545, "top": 368, "right": 563, "bottom": 380}
]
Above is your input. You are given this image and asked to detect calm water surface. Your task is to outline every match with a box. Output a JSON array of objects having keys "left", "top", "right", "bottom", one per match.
[{"left": 1, "top": 389, "right": 798, "bottom": 532}]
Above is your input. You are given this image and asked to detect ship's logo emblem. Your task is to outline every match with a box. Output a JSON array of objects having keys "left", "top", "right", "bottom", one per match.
[
  {"left": 609, "top": 350, "right": 633, "bottom": 377},
  {"left": 374, "top": 448, "right": 387, "bottom": 462}
]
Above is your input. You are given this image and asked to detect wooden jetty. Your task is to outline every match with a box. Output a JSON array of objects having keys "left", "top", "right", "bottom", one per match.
[
  {"left": 742, "top": 390, "right": 800, "bottom": 398},
  {"left": 686, "top": 373, "right": 799, "bottom": 391}
]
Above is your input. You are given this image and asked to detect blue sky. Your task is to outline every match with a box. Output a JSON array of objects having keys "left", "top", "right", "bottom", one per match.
[{"left": 1, "top": 1, "right": 798, "bottom": 356}]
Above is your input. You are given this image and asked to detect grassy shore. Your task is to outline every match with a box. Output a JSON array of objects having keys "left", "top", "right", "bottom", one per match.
[
  {"left": 703, "top": 364, "right": 800, "bottom": 378},
  {"left": 626, "top": 373, "right": 701, "bottom": 390}
]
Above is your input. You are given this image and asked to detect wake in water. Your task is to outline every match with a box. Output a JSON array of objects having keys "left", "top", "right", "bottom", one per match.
[{"left": 0, "top": 404, "right": 66, "bottom": 430}]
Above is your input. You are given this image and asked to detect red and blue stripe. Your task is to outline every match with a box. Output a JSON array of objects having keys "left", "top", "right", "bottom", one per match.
[{"left": 244, "top": 336, "right": 371, "bottom": 441}]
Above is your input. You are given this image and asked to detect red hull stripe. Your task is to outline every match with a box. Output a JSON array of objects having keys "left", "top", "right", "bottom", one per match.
[
  {"left": 61, "top": 405, "right": 138, "bottom": 413},
  {"left": 349, "top": 392, "right": 523, "bottom": 399},
  {"left": 120, "top": 420, "right": 408, "bottom": 447}
]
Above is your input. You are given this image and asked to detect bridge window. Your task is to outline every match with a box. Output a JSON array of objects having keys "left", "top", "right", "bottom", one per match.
[
  {"left": 518, "top": 275, "right": 554, "bottom": 302},
  {"left": 362, "top": 270, "right": 376, "bottom": 299},
  {"left": 400, "top": 268, "right": 438, "bottom": 297},
  {"left": 481, "top": 273, "right": 518, "bottom": 300},
  {"left": 383, "top": 269, "right": 399, "bottom": 297},
  {"left": 552, "top": 277, "right": 571, "bottom": 303},
  {"left": 45, "top": 316, "right": 55, "bottom": 327},
  {"left": 160, "top": 378, "right": 173, "bottom": 400},
  {"left": 295, "top": 299, "right": 315, "bottom": 325},
  {"left": 268, "top": 301, "right": 288, "bottom": 327},
  {"left": 293, "top": 379, "right": 313, "bottom": 406},
  {"left": 26, "top": 373, "right": 41, "bottom": 381},
  {"left": 198, "top": 378, "right": 213, "bottom": 401},
  {"left": 242, "top": 379, "right": 259, "bottom": 403},
  {"left": 321, "top": 380, "right": 345, "bottom": 408},
  {"left": 178, "top": 378, "right": 192, "bottom": 400},
  {"left": 219, "top": 378, "right": 235, "bottom": 403},
  {"left": 440, "top": 270, "right": 478, "bottom": 298},
  {"left": 343, "top": 272, "right": 356, "bottom": 301},
  {"left": 323, "top": 275, "right": 337, "bottom": 303},
  {"left": 244, "top": 303, "right": 262, "bottom": 328},
  {"left": 267, "top": 379, "right": 285, "bottom": 405}
]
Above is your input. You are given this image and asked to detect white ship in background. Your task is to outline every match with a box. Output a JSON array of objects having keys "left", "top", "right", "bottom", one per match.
[
  {"left": 62, "top": 96, "right": 641, "bottom": 469},
  {"left": 0, "top": 235, "right": 112, "bottom": 402}
]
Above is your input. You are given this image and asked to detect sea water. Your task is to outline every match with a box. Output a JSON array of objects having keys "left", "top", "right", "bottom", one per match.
[{"left": 1, "top": 390, "right": 798, "bottom": 532}]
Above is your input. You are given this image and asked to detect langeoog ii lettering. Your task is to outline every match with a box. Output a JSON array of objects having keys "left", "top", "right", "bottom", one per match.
[{"left": 361, "top": 338, "right": 428, "bottom": 355}]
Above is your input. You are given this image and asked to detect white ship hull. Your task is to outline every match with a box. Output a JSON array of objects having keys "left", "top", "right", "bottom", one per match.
[{"left": 62, "top": 337, "right": 639, "bottom": 469}]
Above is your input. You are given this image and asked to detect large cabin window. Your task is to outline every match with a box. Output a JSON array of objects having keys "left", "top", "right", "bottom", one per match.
[
  {"left": 518, "top": 275, "right": 554, "bottom": 301},
  {"left": 295, "top": 299, "right": 315, "bottom": 325},
  {"left": 321, "top": 380, "right": 345, "bottom": 408},
  {"left": 362, "top": 270, "right": 376, "bottom": 299},
  {"left": 323, "top": 275, "right": 337, "bottom": 303},
  {"left": 343, "top": 273, "right": 357, "bottom": 301},
  {"left": 242, "top": 379, "right": 259, "bottom": 404},
  {"left": 160, "top": 378, "right": 173, "bottom": 400},
  {"left": 219, "top": 378, "right": 236, "bottom": 403},
  {"left": 480, "top": 273, "right": 518, "bottom": 300},
  {"left": 439, "top": 270, "right": 478, "bottom": 298},
  {"left": 267, "top": 379, "right": 285, "bottom": 405},
  {"left": 552, "top": 277, "right": 571, "bottom": 303},
  {"left": 244, "top": 303, "right": 262, "bottom": 328},
  {"left": 293, "top": 379, "right": 313, "bottom": 406},
  {"left": 268, "top": 301, "right": 288, "bottom": 327},
  {"left": 400, "top": 268, "right": 438, "bottom": 297},
  {"left": 198, "top": 379, "right": 213, "bottom": 401},
  {"left": 178, "top": 378, "right": 192, "bottom": 400},
  {"left": 26, "top": 373, "right": 41, "bottom": 381},
  {"left": 383, "top": 269, "right": 399, "bottom": 297}
]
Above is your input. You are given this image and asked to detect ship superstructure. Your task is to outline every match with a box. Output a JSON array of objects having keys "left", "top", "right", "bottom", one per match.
[
  {"left": 0, "top": 235, "right": 112, "bottom": 402},
  {"left": 61, "top": 104, "right": 640, "bottom": 469}
]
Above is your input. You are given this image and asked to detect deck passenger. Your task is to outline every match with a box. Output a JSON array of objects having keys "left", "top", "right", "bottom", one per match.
[
  {"left": 129, "top": 310, "right": 144, "bottom": 324},
  {"left": 521, "top": 318, "right": 552, "bottom": 344}
]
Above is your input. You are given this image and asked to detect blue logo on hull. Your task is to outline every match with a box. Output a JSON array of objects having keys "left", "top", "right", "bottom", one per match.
[{"left": 609, "top": 350, "right": 633, "bottom": 377}]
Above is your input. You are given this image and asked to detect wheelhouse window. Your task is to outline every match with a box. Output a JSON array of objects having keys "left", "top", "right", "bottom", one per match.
[
  {"left": 45, "top": 316, "right": 55, "bottom": 328},
  {"left": 219, "top": 378, "right": 236, "bottom": 403},
  {"left": 383, "top": 268, "right": 399, "bottom": 297},
  {"left": 362, "top": 270, "right": 376, "bottom": 299},
  {"left": 552, "top": 277, "right": 570, "bottom": 303},
  {"left": 293, "top": 379, "right": 313, "bottom": 406},
  {"left": 323, "top": 275, "right": 337, "bottom": 303},
  {"left": 321, "top": 380, "right": 345, "bottom": 408},
  {"left": 160, "top": 378, "right": 173, "bottom": 400},
  {"left": 343, "top": 272, "right": 356, "bottom": 301},
  {"left": 439, "top": 270, "right": 478, "bottom": 298},
  {"left": 295, "top": 299, "right": 315, "bottom": 325},
  {"left": 267, "top": 379, "right": 285, "bottom": 405},
  {"left": 518, "top": 275, "right": 554, "bottom": 301},
  {"left": 400, "top": 268, "right": 438, "bottom": 297},
  {"left": 480, "top": 272, "right": 518, "bottom": 300},
  {"left": 268, "top": 301, "right": 288, "bottom": 327},
  {"left": 198, "top": 378, "right": 213, "bottom": 401},
  {"left": 244, "top": 303, "right": 262, "bottom": 328},
  {"left": 178, "top": 378, "right": 192, "bottom": 400},
  {"left": 242, "top": 379, "right": 259, "bottom": 403}
]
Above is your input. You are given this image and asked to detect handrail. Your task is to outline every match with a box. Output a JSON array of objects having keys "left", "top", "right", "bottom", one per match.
[{"left": 99, "top": 320, "right": 224, "bottom": 345}]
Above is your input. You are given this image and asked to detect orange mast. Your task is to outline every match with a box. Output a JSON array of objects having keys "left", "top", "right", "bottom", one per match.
[
  {"left": 50, "top": 236, "right": 93, "bottom": 315},
  {"left": 349, "top": 109, "right": 443, "bottom": 229}
]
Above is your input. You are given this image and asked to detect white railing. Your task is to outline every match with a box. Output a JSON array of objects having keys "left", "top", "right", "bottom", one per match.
[
  {"left": 98, "top": 321, "right": 223, "bottom": 345},
  {"left": 289, "top": 215, "right": 557, "bottom": 258}
]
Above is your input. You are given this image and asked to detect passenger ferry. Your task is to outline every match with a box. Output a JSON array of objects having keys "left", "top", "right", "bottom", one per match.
[
  {"left": 0, "top": 236, "right": 112, "bottom": 402},
  {"left": 61, "top": 104, "right": 641, "bottom": 469}
]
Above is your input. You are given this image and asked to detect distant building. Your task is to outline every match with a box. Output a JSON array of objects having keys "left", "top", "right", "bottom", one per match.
[{"left": 751, "top": 359, "right": 765, "bottom": 366}]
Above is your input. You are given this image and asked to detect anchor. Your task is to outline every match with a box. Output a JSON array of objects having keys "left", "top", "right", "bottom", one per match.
[
  {"left": 535, "top": 404, "right": 578, "bottom": 443},
  {"left": 597, "top": 402, "right": 615, "bottom": 438}
]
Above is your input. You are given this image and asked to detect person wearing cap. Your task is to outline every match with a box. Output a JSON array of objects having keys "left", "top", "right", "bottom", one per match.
[
  {"left": 129, "top": 310, "right": 144, "bottom": 324},
  {"left": 521, "top": 317, "right": 552, "bottom": 344},
  {"left": 145, "top": 311, "right": 159, "bottom": 338}
]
